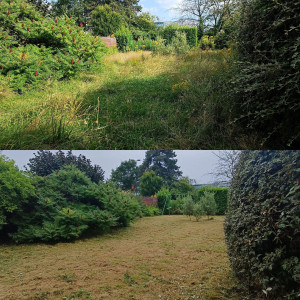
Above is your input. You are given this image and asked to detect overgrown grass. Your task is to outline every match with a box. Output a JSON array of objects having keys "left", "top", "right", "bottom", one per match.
[
  {"left": 0, "top": 215, "right": 242, "bottom": 299},
  {"left": 0, "top": 50, "right": 259, "bottom": 149}
]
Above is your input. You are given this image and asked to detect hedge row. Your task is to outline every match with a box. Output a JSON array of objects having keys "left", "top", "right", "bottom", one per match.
[
  {"left": 194, "top": 186, "right": 228, "bottom": 215},
  {"left": 162, "top": 25, "right": 198, "bottom": 48},
  {"left": 224, "top": 151, "right": 300, "bottom": 299}
]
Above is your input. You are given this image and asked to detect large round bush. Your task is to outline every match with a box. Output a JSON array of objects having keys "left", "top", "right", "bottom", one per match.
[{"left": 224, "top": 151, "right": 300, "bottom": 299}]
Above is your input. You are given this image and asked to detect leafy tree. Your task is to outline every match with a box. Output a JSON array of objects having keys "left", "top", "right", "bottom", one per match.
[
  {"left": 199, "top": 191, "right": 216, "bottom": 219},
  {"left": 26, "top": 150, "right": 105, "bottom": 183},
  {"left": 171, "top": 176, "right": 195, "bottom": 198},
  {"left": 183, "top": 195, "right": 194, "bottom": 220},
  {"left": 53, "top": 0, "right": 142, "bottom": 23},
  {"left": 140, "top": 151, "right": 182, "bottom": 187},
  {"left": 139, "top": 170, "right": 163, "bottom": 197},
  {"left": 0, "top": 155, "right": 35, "bottom": 231},
  {"left": 132, "top": 12, "right": 157, "bottom": 32},
  {"left": 28, "top": 0, "right": 52, "bottom": 16},
  {"left": 92, "top": 4, "right": 123, "bottom": 36},
  {"left": 193, "top": 203, "right": 203, "bottom": 221},
  {"left": 110, "top": 159, "right": 139, "bottom": 190}
]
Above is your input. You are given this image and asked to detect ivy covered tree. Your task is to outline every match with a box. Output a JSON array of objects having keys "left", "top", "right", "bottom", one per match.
[
  {"left": 140, "top": 151, "right": 182, "bottom": 187},
  {"left": 110, "top": 159, "right": 139, "bottom": 191},
  {"left": 26, "top": 150, "right": 105, "bottom": 183}
]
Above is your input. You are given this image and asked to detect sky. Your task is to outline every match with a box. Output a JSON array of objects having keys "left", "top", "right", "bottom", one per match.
[
  {"left": 2, "top": 150, "right": 219, "bottom": 184},
  {"left": 140, "top": 0, "right": 182, "bottom": 21}
]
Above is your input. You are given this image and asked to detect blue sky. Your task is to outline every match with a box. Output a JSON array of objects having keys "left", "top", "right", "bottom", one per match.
[{"left": 140, "top": 0, "right": 182, "bottom": 21}]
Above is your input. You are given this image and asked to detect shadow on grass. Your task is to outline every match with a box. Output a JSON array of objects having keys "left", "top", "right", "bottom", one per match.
[{"left": 81, "top": 69, "right": 242, "bottom": 149}]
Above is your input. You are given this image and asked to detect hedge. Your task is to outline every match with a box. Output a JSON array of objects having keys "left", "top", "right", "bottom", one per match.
[
  {"left": 224, "top": 151, "right": 300, "bottom": 299},
  {"left": 193, "top": 186, "right": 228, "bottom": 215},
  {"left": 162, "top": 25, "right": 198, "bottom": 48}
]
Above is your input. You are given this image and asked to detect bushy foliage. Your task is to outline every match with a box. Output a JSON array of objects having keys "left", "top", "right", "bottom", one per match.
[
  {"left": 0, "top": 155, "right": 35, "bottom": 231},
  {"left": 1, "top": 165, "right": 143, "bottom": 243},
  {"left": 200, "top": 35, "right": 215, "bottom": 50},
  {"left": 0, "top": 0, "right": 107, "bottom": 93},
  {"left": 115, "top": 26, "right": 132, "bottom": 51},
  {"left": 183, "top": 195, "right": 194, "bottom": 220},
  {"left": 232, "top": 0, "right": 300, "bottom": 148},
  {"left": 162, "top": 25, "right": 197, "bottom": 48},
  {"left": 167, "top": 31, "right": 190, "bottom": 55},
  {"left": 193, "top": 203, "right": 203, "bottom": 221},
  {"left": 26, "top": 150, "right": 105, "bottom": 183},
  {"left": 194, "top": 187, "right": 228, "bottom": 215},
  {"left": 225, "top": 151, "right": 300, "bottom": 299},
  {"left": 91, "top": 5, "right": 122, "bottom": 36},
  {"left": 143, "top": 205, "right": 161, "bottom": 217},
  {"left": 110, "top": 159, "right": 139, "bottom": 190},
  {"left": 99, "top": 182, "right": 144, "bottom": 227},
  {"left": 157, "top": 187, "right": 171, "bottom": 213},
  {"left": 140, "top": 170, "right": 163, "bottom": 197},
  {"left": 169, "top": 198, "right": 185, "bottom": 215},
  {"left": 198, "top": 191, "right": 216, "bottom": 219}
]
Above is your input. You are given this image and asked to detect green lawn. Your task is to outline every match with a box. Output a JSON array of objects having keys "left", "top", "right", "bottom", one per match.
[{"left": 0, "top": 50, "right": 258, "bottom": 149}]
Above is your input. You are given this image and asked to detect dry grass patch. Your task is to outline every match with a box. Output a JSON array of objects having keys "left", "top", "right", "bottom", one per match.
[{"left": 0, "top": 216, "right": 240, "bottom": 300}]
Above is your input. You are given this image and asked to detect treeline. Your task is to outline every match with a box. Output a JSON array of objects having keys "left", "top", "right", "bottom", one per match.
[{"left": 110, "top": 150, "right": 229, "bottom": 216}]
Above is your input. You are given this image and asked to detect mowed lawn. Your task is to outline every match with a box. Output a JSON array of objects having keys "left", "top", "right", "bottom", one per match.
[{"left": 0, "top": 216, "right": 240, "bottom": 300}]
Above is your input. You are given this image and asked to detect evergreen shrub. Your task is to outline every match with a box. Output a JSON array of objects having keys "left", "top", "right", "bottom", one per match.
[{"left": 0, "top": 0, "right": 107, "bottom": 93}]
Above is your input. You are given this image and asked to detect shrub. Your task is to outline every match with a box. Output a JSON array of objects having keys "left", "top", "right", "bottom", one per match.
[
  {"left": 0, "top": 155, "right": 35, "bottom": 231},
  {"left": 194, "top": 187, "right": 228, "bottom": 215},
  {"left": 157, "top": 187, "right": 171, "bottom": 213},
  {"left": 143, "top": 205, "right": 161, "bottom": 217},
  {"left": 199, "top": 192, "right": 216, "bottom": 219},
  {"left": 224, "top": 151, "right": 300, "bottom": 299},
  {"left": 232, "top": 0, "right": 300, "bottom": 148},
  {"left": 0, "top": 0, "right": 107, "bottom": 93},
  {"left": 1, "top": 165, "right": 143, "bottom": 243},
  {"left": 200, "top": 35, "right": 215, "bottom": 50},
  {"left": 115, "top": 26, "right": 132, "bottom": 51},
  {"left": 183, "top": 195, "right": 194, "bottom": 220},
  {"left": 98, "top": 182, "right": 144, "bottom": 227},
  {"left": 193, "top": 203, "right": 203, "bottom": 222},
  {"left": 162, "top": 25, "right": 197, "bottom": 48},
  {"left": 169, "top": 198, "right": 185, "bottom": 215},
  {"left": 168, "top": 31, "right": 190, "bottom": 55}
]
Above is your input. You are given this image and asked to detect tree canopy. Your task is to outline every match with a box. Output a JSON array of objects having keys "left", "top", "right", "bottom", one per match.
[
  {"left": 110, "top": 159, "right": 139, "bottom": 190},
  {"left": 139, "top": 170, "right": 163, "bottom": 197},
  {"left": 140, "top": 151, "right": 182, "bottom": 186},
  {"left": 26, "top": 150, "right": 105, "bottom": 183}
]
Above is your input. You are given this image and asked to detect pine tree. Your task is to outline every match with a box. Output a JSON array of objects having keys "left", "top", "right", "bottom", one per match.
[{"left": 140, "top": 151, "right": 182, "bottom": 187}]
